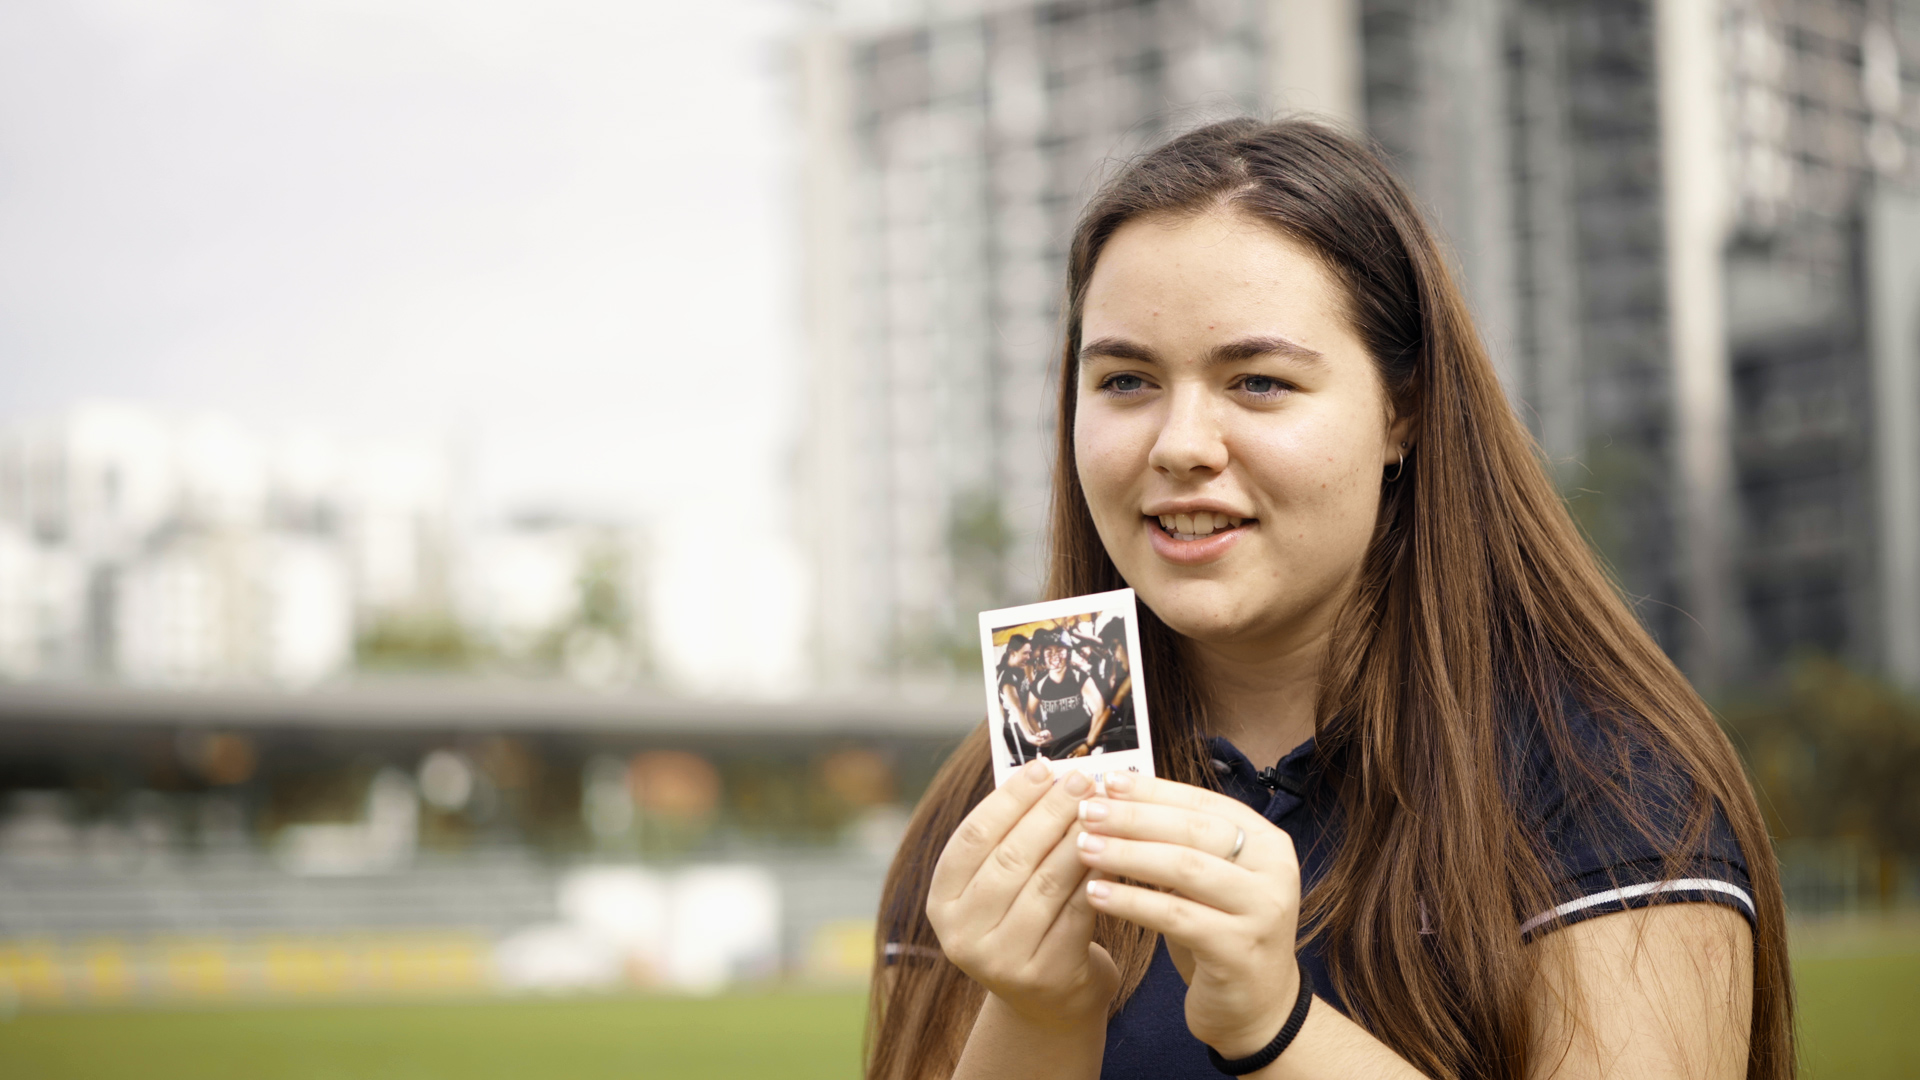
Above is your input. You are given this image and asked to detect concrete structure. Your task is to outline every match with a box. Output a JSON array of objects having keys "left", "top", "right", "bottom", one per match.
[
  {"left": 0, "top": 679, "right": 971, "bottom": 1007},
  {"left": 1714, "top": 1, "right": 1920, "bottom": 685},
  {"left": 802, "top": 0, "right": 1920, "bottom": 691}
]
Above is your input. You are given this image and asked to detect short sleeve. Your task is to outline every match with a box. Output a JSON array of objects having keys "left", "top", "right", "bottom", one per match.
[{"left": 1512, "top": 702, "right": 1755, "bottom": 940}]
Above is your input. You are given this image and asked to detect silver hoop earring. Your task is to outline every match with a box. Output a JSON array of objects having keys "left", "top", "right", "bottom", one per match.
[{"left": 1384, "top": 445, "right": 1406, "bottom": 483}]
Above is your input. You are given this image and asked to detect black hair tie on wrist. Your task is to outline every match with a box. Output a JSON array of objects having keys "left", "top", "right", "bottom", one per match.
[{"left": 1205, "top": 963, "right": 1314, "bottom": 1076}]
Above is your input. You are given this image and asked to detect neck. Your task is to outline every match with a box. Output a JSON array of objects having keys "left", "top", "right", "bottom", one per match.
[{"left": 1187, "top": 626, "right": 1329, "bottom": 769}]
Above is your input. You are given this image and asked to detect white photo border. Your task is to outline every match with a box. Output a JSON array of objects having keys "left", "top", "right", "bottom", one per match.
[{"left": 978, "top": 587, "right": 1155, "bottom": 788}]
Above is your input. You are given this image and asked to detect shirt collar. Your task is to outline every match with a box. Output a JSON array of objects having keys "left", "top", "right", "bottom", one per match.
[{"left": 1205, "top": 734, "right": 1318, "bottom": 822}]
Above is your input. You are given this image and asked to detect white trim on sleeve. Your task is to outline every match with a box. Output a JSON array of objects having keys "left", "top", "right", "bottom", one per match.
[{"left": 1520, "top": 878, "right": 1756, "bottom": 936}]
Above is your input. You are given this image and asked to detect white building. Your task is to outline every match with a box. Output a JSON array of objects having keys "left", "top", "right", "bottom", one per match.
[
  {"left": 0, "top": 403, "right": 455, "bottom": 687},
  {"left": 459, "top": 516, "right": 651, "bottom": 687},
  {"left": 0, "top": 523, "right": 86, "bottom": 680},
  {"left": 114, "top": 530, "right": 352, "bottom": 687},
  {"left": 0, "top": 402, "right": 178, "bottom": 561}
]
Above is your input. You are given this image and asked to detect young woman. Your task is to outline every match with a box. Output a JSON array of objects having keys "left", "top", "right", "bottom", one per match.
[
  {"left": 867, "top": 119, "right": 1790, "bottom": 1080},
  {"left": 1030, "top": 628, "right": 1113, "bottom": 759},
  {"left": 998, "top": 633, "right": 1048, "bottom": 764}
]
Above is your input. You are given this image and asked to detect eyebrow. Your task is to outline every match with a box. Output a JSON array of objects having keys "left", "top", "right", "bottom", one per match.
[{"left": 1078, "top": 334, "right": 1326, "bottom": 367}]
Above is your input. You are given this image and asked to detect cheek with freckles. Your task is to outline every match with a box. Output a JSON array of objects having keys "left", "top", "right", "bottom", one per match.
[
  {"left": 1234, "top": 417, "right": 1385, "bottom": 569},
  {"left": 1074, "top": 408, "right": 1153, "bottom": 540}
]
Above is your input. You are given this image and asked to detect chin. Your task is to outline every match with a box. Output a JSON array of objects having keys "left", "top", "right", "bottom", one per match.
[{"left": 1133, "top": 579, "right": 1258, "bottom": 642}]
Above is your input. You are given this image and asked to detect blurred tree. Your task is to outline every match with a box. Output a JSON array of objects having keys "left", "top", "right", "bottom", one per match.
[
  {"left": 891, "top": 612, "right": 981, "bottom": 676},
  {"left": 355, "top": 610, "right": 480, "bottom": 671},
  {"left": 726, "top": 755, "right": 854, "bottom": 847},
  {"left": 891, "top": 488, "right": 1024, "bottom": 678},
  {"left": 535, "top": 535, "right": 652, "bottom": 686},
  {"left": 948, "top": 488, "right": 1012, "bottom": 611},
  {"left": 817, "top": 748, "right": 895, "bottom": 808},
  {"left": 1724, "top": 656, "right": 1920, "bottom": 903}
]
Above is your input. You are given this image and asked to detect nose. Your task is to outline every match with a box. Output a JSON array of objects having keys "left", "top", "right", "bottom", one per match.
[{"left": 1147, "top": 385, "right": 1228, "bottom": 478}]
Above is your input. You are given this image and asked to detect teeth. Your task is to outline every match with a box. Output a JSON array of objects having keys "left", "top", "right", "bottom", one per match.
[{"left": 1153, "top": 512, "right": 1252, "bottom": 538}]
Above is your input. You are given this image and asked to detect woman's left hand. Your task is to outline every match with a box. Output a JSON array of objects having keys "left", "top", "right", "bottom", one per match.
[{"left": 1074, "top": 771, "right": 1303, "bottom": 1059}]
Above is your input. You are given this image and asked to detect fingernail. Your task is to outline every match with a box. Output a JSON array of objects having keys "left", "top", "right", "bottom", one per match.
[
  {"left": 1086, "top": 880, "right": 1111, "bottom": 900},
  {"left": 1062, "top": 772, "right": 1091, "bottom": 796},
  {"left": 1024, "top": 760, "right": 1050, "bottom": 784},
  {"left": 1076, "top": 832, "right": 1106, "bottom": 853},
  {"left": 1106, "top": 772, "right": 1135, "bottom": 795},
  {"left": 1077, "top": 799, "right": 1108, "bottom": 823}
]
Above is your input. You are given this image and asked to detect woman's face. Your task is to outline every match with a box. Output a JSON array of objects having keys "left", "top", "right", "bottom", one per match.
[{"left": 1074, "top": 210, "right": 1408, "bottom": 655}]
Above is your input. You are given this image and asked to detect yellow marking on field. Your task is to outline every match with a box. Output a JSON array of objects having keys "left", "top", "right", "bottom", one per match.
[
  {"left": 159, "top": 939, "right": 233, "bottom": 997},
  {"left": 0, "top": 932, "right": 494, "bottom": 1009},
  {"left": 807, "top": 919, "right": 876, "bottom": 983},
  {"left": 80, "top": 941, "right": 135, "bottom": 1001},
  {"left": 0, "top": 940, "right": 64, "bottom": 1003},
  {"left": 360, "top": 935, "right": 489, "bottom": 991},
  {"left": 263, "top": 939, "right": 352, "bottom": 995}
]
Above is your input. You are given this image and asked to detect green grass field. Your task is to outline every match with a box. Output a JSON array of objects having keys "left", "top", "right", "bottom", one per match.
[
  {"left": 1792, "top": 926, "right": 1920, "bottom": 1080},
  {"left": 0, "top": 991, "right": 868, "bottom": 1080},
  {"left": 0, "top": 944, "right": 1913, "bottom": 1079}
]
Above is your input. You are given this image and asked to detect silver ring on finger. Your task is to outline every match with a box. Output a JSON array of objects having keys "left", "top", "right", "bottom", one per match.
[{"left": 1226, "top": 825, "right": 1246, "bottom": 863}]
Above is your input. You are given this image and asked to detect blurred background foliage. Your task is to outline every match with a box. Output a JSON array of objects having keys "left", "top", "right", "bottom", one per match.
[{"left": 1726, "top": 657, "right": 1920, "bottom": 905}]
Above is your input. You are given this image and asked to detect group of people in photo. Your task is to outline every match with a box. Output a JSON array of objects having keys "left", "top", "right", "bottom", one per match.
[{"left": 993, "top": 615, "right": 1136, "bottom": 763}]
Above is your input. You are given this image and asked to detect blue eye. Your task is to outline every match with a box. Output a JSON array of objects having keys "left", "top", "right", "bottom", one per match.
[
  {"left": 1102, "top": 374, "right": 1147, "bottom": 394},
  {"left": 1242, "top": 376, "right": 1288, "bottom": 396}
]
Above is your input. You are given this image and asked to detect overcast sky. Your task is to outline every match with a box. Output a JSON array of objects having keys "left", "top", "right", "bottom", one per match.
[{"left": 0, "top": 0, "right": 808, "bottom": 691}]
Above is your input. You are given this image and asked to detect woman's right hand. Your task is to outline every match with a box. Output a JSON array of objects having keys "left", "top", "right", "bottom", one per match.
[{"left": 927, "top": 760, "right": 1119, "bottom": 1032}]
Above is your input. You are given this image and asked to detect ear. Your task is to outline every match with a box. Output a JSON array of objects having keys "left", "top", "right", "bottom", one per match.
[{"left": 1383, "top": 410, "right": 1417, "bottom": 468}]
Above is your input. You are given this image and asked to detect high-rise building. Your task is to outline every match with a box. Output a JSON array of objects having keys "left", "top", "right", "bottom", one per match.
[
  {"left": 1425, "top": 0, "right": 1920, "bottom": 687},
  {"left": 800, "top": 0, "right": 1920, "bottom": 690},
  {"left": 799, "top": 0, "right": 1359, "bottom": 684},
  {"left": 1715, "top": 1, "right": 1920, "bottom": 686},
  {"left": 1364, "top": 0, "right": 1707, "bottom": 672}
]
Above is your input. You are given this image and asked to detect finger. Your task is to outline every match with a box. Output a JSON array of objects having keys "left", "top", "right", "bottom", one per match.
[
  {"left": 1031, "top": 865, "right": 1099, "bottom": 967},
  {"left": 993, "top": 817, "right": 1096, "bottom": 947},
  {"left": 928, "top": 759, "right": 1057, "bottom": 904},
  {"left": 1102, "top": 772, "right": 1273, "bottom": 833},
  {"left": 960, "top": 769, "right": 1097, "bottom": 912},
  {"left": 1083, "top": 878, "right": 1236, "bottom": 951},
  {"left": 1075, "top": 833, "right": 1264, "bottom": 915},
  {"left": 1166, "top": 937, "right": 1196, "bottom": 986},
  {"left": 1078, "top": 798, "right": 1274, "bottom": 869}
]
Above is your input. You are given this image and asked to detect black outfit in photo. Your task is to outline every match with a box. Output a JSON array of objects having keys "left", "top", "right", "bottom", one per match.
[{"left": 1034, "top": 669, "right": 1096, "bottom": 758}]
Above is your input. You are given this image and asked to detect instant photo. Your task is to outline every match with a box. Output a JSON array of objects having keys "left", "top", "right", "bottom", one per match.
[{"left": 978, "top": 588, "right": 1154, "bottom": 787}]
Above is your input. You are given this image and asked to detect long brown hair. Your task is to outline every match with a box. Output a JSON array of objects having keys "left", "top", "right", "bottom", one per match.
[{"left": 866, "top": 118, "right": 1791, "bottom": 1080}]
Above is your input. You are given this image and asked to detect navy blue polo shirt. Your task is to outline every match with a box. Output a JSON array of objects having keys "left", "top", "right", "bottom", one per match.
[{"left": 1098, "top": 718, "right": 1755, "bottom": 1080}]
